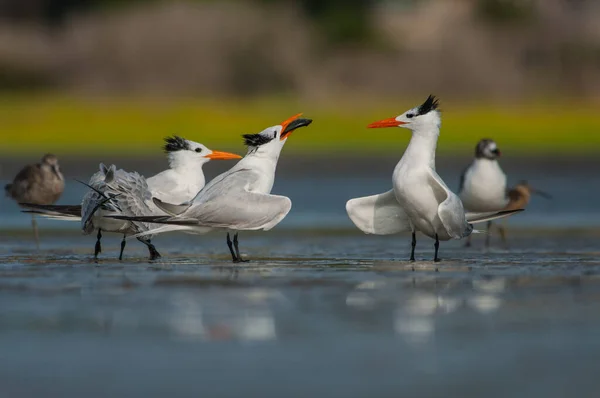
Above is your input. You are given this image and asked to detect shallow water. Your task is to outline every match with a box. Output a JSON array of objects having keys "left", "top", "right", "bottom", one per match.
[
  {"left": 1, "top": 228, "right": 600, "bottom": 397},
  {"left": 1, "top": 158, "right": 600, "bottom": 397}
]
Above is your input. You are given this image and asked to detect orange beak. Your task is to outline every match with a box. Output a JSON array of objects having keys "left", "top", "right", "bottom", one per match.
[
  {"left": 280, "top": 113, "right": 313, "bottom": 140},
  {"left": 205, "top": 150, "right": 242, "bottom": 160},
  {"left": 367, "top": 118, "right": 406, "bottom": 128}
]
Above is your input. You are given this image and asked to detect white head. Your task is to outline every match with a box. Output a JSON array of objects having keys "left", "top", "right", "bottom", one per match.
[
  {"left": 242, "top": 114, "right": 312, "bottom": 158},
  {"left": 367, "top": 95, "right": 441, "bottom": 135},
  {"left": 163, "top": 136, "right": 241, "bottom": 170}
]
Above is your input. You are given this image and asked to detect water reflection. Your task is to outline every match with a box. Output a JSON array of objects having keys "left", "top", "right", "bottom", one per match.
[
  {"left": 394, "top": 313, "right": 435, "bottom": 345},
  {"left": 168, "top": 289, "right": 280, "bottom": 342},
  {"left": 467, "top": 295, "right": 502, "bottom": 314},
  {"left": 343, "top": 276, "right": 508, "bottom": 345},
  {"left": 168, "top": 291, "right": 206, "bottom": 340}
]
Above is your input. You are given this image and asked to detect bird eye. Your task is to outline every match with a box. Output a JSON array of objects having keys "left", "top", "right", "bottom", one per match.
[
  {"left": 195, "top": 148, "right": 201, "bottom": 153},
  {"left": 406, "top": 113, "right": 414, "bottom": 119}
]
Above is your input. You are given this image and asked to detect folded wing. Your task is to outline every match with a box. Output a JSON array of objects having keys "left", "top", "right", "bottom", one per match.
[{"left": 427, "top": 169, "right": 469, "bottom": 239}]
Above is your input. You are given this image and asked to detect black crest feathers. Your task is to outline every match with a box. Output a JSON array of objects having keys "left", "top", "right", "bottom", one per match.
[
  {"left": 163, "top": 136, "right": 190, "bottom": 153},
  {"left": 242, "top": 133, "right": 275, "bottom": 147},
  {"left": 417, "top": 95, "right": 439, "bottom": 116}
]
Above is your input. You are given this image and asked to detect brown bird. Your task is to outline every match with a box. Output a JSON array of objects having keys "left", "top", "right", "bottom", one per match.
[
  {"left": 472, "top": 180, "right": 551, "bottom": 248},
  {"left": 5, "top": 154, "right": 65, "bottom": 247},
  {"left": 490, "top": 180, "right": 551, "bottom": 246}
]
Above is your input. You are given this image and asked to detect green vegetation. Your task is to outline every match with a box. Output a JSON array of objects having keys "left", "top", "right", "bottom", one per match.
[{"left": 1, "top": 95, "right": 599, "bottom": 156}]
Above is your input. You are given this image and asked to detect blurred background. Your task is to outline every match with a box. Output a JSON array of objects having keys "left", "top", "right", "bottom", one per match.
[
  {"left": 0, "top": 0, "right": 599, "bottom": 159},
  {"left": 3, "top": 3, "right": 600, "bottom": 396},
  {"left": 1, "top": 0, "right": 599, "bottom": 227}
]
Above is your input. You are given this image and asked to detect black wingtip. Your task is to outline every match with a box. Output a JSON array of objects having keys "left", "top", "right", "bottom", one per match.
[{"left": 500, "top": 209, "right": 525, "bottom": 215}]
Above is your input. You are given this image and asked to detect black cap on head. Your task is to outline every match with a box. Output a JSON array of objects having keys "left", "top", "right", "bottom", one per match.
[
  {"left": 475, "top": 139, "right": 500, "bottom": 159},
  {"left": 163, "top": 136, "right": 190, "bottom": 153},
  {"left": 417, "top": 95, "right": 439, "bottom": 116},
  {"left": 242, "top": 132, "right": 276, "bottom": 147}
]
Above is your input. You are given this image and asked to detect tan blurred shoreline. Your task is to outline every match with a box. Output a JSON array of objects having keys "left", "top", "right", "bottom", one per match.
[{"left": 0, "top": 0, "right": 599, "bottom": 101}]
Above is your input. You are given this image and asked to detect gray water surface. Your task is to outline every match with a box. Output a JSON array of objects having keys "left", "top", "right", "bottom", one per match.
[{"left": 1, "top": 156, "right": 599, "bottom": 397}]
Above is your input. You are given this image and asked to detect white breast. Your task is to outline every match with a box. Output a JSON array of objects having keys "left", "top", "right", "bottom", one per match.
[
  {"left": 147, "top": 170, "right": 203, "bottom": 204},
  {"left": 392, "top": 165, "right": 440, "bottom": 238},
  {"left": 459, "top": 159, "right": 508, "bottom": 212}
]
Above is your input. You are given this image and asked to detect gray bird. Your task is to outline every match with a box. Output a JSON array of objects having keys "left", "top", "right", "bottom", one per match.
[
  {"left": 458, "top": 140, "right": 550, "bottom": 248},
  {"left": 5, "top": 154, "right": 65, "bottom": 247}
]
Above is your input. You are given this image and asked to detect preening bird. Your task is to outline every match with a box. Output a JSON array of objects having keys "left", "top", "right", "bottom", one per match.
[
  {"left": 346, "top": 96, "right": 523, "bottom": 262},
  {"left": 109, "top": 114, "right": 313, "bottom": 262},
  {"left": 22, "top": 137, "right": 241, "bottom": 260},
  {"left": 5, "top": 154, "right": 65, "bottom": 248}
]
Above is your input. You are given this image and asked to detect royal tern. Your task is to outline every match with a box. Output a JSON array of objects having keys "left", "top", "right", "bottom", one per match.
[
  {"left": 346, "top": 96, "right": 523, "bottom": 262},
  {"left": 458, "top": 139, "right": 550, "bottom": 247},
  {"left": 111, "top": 114, "right": 313, "bottom": 262},
  {"left": 5, "top": 154, "right": 64, "bottom": 248},
  {"left": 22, "top": 137, "right": 241, "bottom": 260}
]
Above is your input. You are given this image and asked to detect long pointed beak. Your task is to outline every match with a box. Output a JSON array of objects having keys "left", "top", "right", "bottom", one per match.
[
  {"left": 531, "top": 188, "right": 552, "bottom": 199},
  {"left": 280, "top": 113, "right": 313, "bottom": 140},
  {"left": 367, "top": 117, "right": 406, "bottom": 128},
  {"left": 51, "top": 165, "right": 62, "bottom": 179},
  {"left": 205, "top": 150, "right": 242, "bottom": 160}
]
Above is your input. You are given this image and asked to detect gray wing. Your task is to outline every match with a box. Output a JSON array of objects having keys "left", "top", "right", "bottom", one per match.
[
  {"left": 427, "top": 169, "right": 471, "bottom": 239},
  {"left": 183, "top": 168, "right": 291, "bottom": 230},
  {"left": 107, "top": 170, "right": 154, "bottom": 217},
  {"left": 81, "top": 166, "right": 156, "bottom": 234},
  {"left": 103, "top": 169, "right": 160, "bottom": 233},
  {"left": 81, "top": 170, "right": 112, "bottom": 233},
  {"left": 185, "top": 192, "right": 291, "bottom": 230},
  {"left": 193, "top": 168, "right": 258, "bottom": 204}
]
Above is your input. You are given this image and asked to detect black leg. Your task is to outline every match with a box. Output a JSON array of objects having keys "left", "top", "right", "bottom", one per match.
[
  {"left": 485, "top": 221, "right": 492, "bottom": 248},
  {"left": 147, "top": 241, "right": 161, "bottom": 260},
  {"left": 137, "top": 237, "right": 161, "bottom": 260},
  {"left": 410, "top": 232, "right": 416, "bottom": 262},
  {"left": 226, "top": 233, "right": 237, "bottom": 262},
  {"left": 233, "top": 232, "right": 249, "bottom": 263},
  {"left": 119, "top": 234, "right": 127, "bottom": 261},
  {"left": 94, "top": 229, "right": 102, "bottom": 258},
  {"left": 464, "top": 234, "right": 472, "bottom": 248},
  {"left": 434, "top": 234, "right": 440, "bottom": 262}
]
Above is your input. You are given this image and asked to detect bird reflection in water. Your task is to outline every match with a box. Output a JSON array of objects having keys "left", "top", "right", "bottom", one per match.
[{"left": 168, "top": 289, "right": 280, "bottom": 342}]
